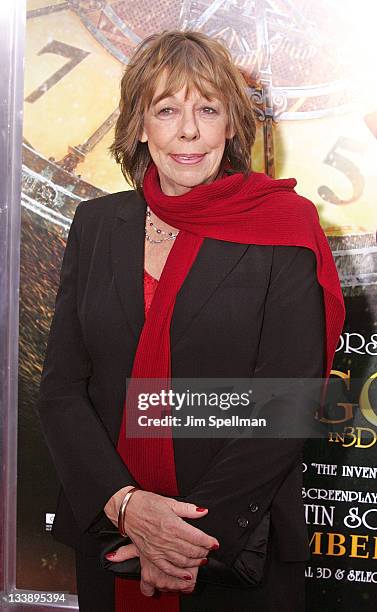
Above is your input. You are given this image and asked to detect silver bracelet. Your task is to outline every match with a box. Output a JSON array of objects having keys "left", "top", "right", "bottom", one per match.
[{"left": 117, "top": 487, "right": 139, "bottom": 537}]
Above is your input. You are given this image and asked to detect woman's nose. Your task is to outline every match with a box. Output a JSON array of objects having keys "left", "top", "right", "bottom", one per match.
[{"left": 178, "top": 109, "right": 199, "bottom": 140}]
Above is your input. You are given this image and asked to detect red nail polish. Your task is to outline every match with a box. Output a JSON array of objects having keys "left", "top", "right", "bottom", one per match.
[
  {"left": 211, "top": 543, "right": 219, "bottom": 550},
  {"left": 200, "top": 558, "right": 208, "bottom": 566},
  {"left": 196, "top": 507, "right": 207, "bottom": 512},
  {"left": 184, "top": 575, "right": 192, "bottom": 581},
  {"left": 105, "top": 552, "right": 117, "bottom": 559}
]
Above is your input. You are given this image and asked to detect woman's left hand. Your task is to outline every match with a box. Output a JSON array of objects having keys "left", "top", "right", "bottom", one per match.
[{"left": 106, "top": 543, "right": 198, "bottom": 596}]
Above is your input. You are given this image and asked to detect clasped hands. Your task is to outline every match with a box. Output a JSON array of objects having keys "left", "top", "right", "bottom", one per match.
[{"left": 104, "top": 486, "right": 219, "bottom": 597}]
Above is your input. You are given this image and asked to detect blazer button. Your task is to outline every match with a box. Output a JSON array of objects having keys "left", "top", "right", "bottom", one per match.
[
  {"left": 248, "top": 503, "right": 259, "bottom": 513},
  {"left": 237, "top": 516, "right": 249, "bottom": 528}
]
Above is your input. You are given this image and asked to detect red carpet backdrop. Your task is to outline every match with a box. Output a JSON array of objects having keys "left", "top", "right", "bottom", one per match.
[{"left": 19, "top": 1, "right": 377, "bottom": 609}]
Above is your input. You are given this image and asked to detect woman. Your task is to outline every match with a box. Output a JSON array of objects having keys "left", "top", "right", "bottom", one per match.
[{"left": 37, "top": 30, "right": 345, "bottom": 612}]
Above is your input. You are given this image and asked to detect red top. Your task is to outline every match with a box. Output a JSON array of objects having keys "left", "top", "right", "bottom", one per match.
[{"left": 144, "top": 268, "right": 159, "bottom": 315}]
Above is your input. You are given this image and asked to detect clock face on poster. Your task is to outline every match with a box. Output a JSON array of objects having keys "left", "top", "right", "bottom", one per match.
[{"left": 23, "top": 0, "right": 377, "bottom": 291}]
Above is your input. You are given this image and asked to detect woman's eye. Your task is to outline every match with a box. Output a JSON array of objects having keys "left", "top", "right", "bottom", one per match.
[
  {"left": 158, "top": 107, "right": 174, "bottom": 115},
  {"left": 202, "top": 107, "right": 218, "bottom": 114}
]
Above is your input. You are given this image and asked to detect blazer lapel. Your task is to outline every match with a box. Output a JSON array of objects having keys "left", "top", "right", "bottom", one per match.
[
  {"left": 111, "top": 190, "right": 250, "bottom": 348},
  {"left": 111, "top": 191, "right": 146, "bottom": 342},
  {"left": 171, "top": 238, "right": 250, "bottom": 348}
]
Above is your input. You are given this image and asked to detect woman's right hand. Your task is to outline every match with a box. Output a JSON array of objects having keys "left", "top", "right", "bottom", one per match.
[
  {"left": 104, "top": 487, "right": 219, "bottom": 580},
  {"left": 106, "top": 541, "right": 199, "bottom": 597}
]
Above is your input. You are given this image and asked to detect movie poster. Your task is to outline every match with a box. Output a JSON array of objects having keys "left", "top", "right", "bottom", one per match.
[{"left": 19, "top": 1, "right": 377, "bottom": 609}]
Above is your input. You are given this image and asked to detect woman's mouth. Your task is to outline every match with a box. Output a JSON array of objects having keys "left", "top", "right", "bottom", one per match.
[{"left": 170, "top": 154, "right": 205, "bottom": 165}]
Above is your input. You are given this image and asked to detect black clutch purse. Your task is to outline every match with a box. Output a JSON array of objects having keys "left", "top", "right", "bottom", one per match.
[{"left": 97, "top": 511, "right": 270, "bottom": 589}]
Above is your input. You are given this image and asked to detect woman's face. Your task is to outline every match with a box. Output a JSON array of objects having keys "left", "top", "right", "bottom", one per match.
[{"left": 140, "top": 76, "right": 234, "bottom": 196}]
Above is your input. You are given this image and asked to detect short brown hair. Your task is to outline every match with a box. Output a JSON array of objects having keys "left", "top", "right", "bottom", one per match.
[{"left": 110, "top": 30, "right": 257, "bottom": 193}]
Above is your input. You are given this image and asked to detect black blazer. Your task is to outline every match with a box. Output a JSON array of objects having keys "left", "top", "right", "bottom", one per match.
[{"left": 37, "top": 189, "right": 325, "bottom": 567}]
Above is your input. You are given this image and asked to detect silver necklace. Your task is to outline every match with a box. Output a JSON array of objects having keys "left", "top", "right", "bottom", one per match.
[{"left": 145, "top": 206, "right": 179, "bottom": 243}]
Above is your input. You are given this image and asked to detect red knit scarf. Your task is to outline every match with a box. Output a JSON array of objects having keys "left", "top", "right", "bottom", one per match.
[{"left": 115, "top": 161, "right": 345, "bottom": 611}]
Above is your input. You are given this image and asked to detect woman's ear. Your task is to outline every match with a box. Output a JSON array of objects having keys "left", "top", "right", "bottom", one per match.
[
  {"left": 225, "top": 123, "right": 236, "bottom": 140},
  {"left": 139, "top": 128, "right": 148, "bottom": 143},
  {"left": 139, "top": 113, "right": 148, "bottom": 142}
]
